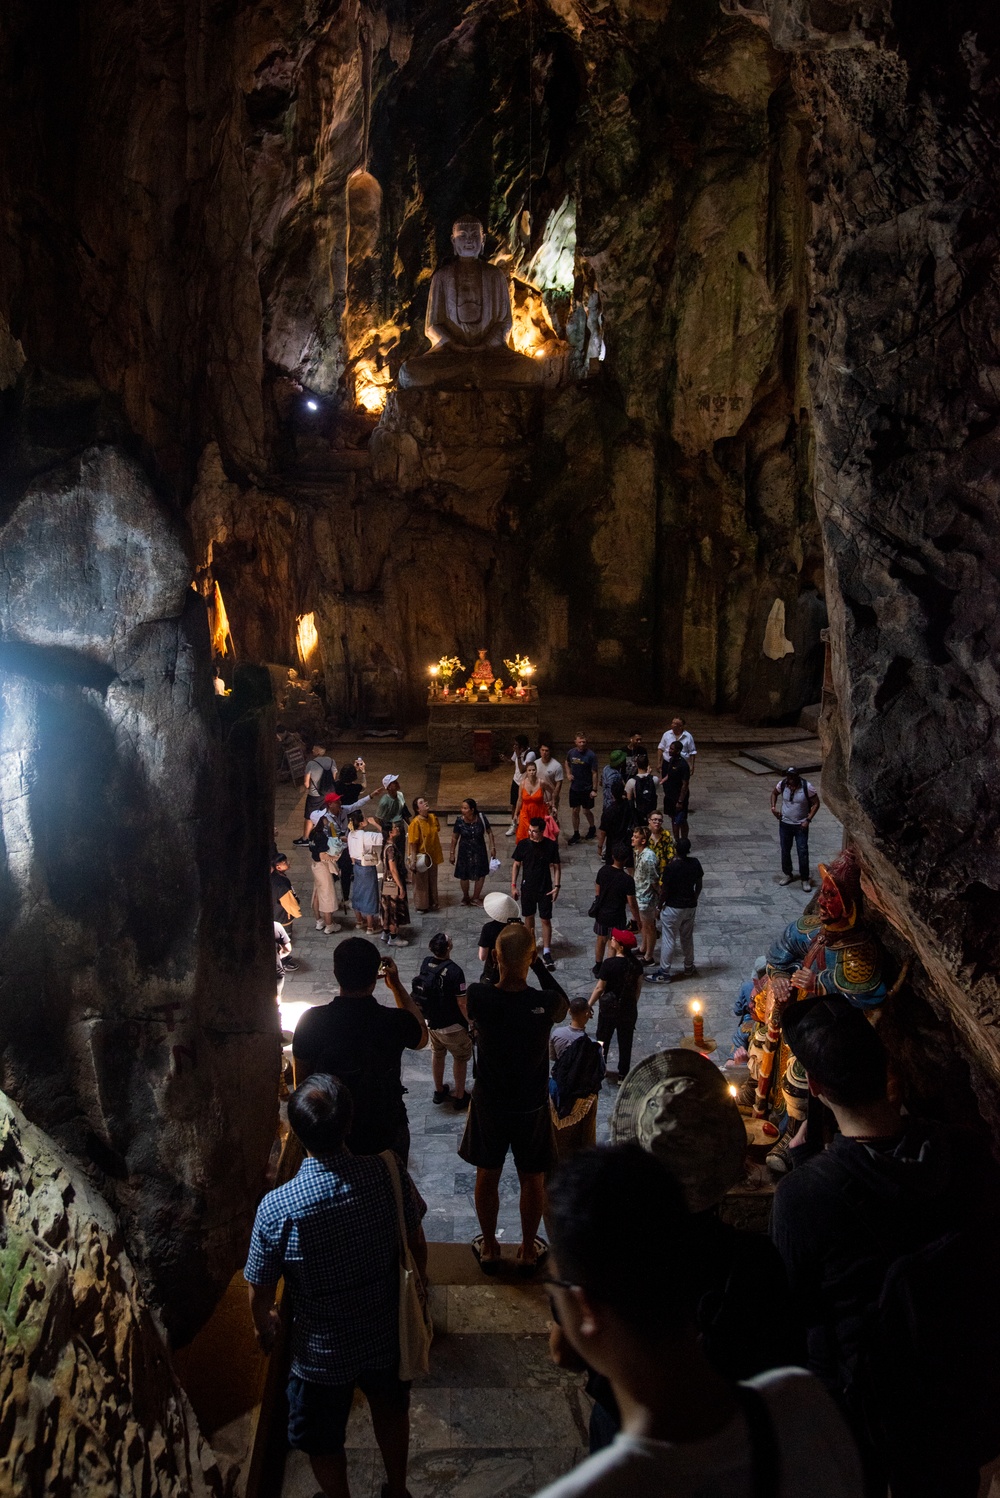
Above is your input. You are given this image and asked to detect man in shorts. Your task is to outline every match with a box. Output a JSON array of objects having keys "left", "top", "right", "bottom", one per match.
[
  {"left": 511, "top": 816, "right": 561, "bottom": 969},
  {"left": 296, "top": 743, "right": 337, "bottom": 844},
  {"left": 245, "top": 1073, "right": 426, "bottom": 1498},
  {"left": 565, "top": 733, "right": 598, "bottom": 844},
  {"left": 459, "top": 924, "right": 567, "bottom": 1274}
]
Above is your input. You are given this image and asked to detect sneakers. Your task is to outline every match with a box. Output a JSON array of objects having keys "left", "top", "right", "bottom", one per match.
[
  {"left": 568, "top": 832, "right": 581, "bottom": 845},
  {"left": 323, "top": 924, "right": 342, "bottom": 935},
  {"left": 387, "top": 937, "right": 409, "bottom": 948},
  {"left": 766, "top": 1136, "right": 796, "bottom": 1176},
  {"left": 778, "top": 875, "right": 793, "bottom": 886},
  {"left": 315, "top": 920, "right": 326, "bottom": 931},
  {"left": 584, "top": 826, "right": 597, "bottom": 839},
  {"left": 645, "top": 968, "right": 669, "bottom": 983},
  {"left": 542, "top": 950, "right": 555, "bottom": 969},
  {"left": 281, "top": 959, "right": 299, "bottom": 973},
  {"left": 292, "top": 837, "right": 310, "bottom": 846},
  {"left": 451, "top": 1093, "right": 470, "bottom": 1111},
  {"left": 677, "top": 967, "right": 699, "bottom": 980},
  {"left": 505, "top": 823, "right": 516, "bottom": 837},
  {"left": 801, "top": 878, "right": 813, "bottom": 892},
  {"left": 432, "top": 1085, "right": 451, "bottom": 1105}
]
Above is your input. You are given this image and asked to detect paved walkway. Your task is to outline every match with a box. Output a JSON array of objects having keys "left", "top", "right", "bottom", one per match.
[{"left": 276, "top": 747, "right": 840, "bottom": 1248}]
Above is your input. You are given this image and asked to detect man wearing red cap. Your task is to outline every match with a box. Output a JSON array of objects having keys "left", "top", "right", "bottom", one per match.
[{"left": 588, "top": 929, "right": 643, "bottom": 1083}]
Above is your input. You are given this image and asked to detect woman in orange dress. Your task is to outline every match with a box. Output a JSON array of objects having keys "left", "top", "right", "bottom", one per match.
[{"left": 513, "top": 760, "right": 552, "bottom": 841}]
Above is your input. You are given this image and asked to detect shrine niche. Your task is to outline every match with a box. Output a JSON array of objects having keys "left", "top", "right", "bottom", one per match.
[{"left": 426, "top": 649, "right": 539, "bottom": 762}]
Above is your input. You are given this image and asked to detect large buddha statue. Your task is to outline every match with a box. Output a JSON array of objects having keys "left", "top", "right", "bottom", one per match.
[{"left": 398, "top": 217, "right": 543, "bottom": 390}]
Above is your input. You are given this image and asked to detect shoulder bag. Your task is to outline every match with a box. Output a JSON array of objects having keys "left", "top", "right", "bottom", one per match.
[{"left": 380, "top": 1150, "right": 433, "bottom": 1380}]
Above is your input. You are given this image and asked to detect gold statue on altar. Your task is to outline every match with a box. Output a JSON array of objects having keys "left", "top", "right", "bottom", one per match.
[{"left": 471, "top": 649, "right": 495, "bottom": 686}]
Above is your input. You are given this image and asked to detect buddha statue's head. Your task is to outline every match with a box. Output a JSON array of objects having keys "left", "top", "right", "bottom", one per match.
[{"left": 451, "top": 217, "right": 485, "bottom": 259}]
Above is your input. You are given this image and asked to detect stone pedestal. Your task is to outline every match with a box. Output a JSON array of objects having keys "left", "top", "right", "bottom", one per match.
[
  {"left": 427, "top": 695, "right": 539, "bottom": 763},
  {"left": 369, "top": 388, "right": 544, "bottom": 501}
]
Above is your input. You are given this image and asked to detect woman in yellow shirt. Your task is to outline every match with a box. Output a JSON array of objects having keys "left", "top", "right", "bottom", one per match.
[{"left": 407, "top": 795, "right": 444, "bottom": 912}]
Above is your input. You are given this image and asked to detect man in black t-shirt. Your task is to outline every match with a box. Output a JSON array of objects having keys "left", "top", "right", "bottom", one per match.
[
  {"left": 659, "top": 739, "right": 691, "bottom": 839},
  {"left": 293, "top": 937, "right": 427, "bottom": 1159},
  {"left": 511, "top": 818, "right": 561, "bottom": 969},
  {"left": 588, "top": 928, "right": 643, "bottom": 1080},
  {"left": 414, "top": 932, "right": 470, "bottom": 1110},
  {"left": 458, "top": 924, "right": 568, "bottom": 1274},
  {"left": 590, "top": 840, "right": 640, "bottom": 976},
  {"left": 646, "top": 836, "right": 703, "bottom": 984}
]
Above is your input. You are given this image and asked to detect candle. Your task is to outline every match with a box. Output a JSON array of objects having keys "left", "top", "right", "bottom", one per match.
[
  {"left": 479, "top": 681, "right": 488, "bottom": 693},
  {"left": 728, "top": 1084, "right": 738, "bottom": 1099},
  {"left": 691, "top": 1000, "right": 705, "bottom": 1048}
]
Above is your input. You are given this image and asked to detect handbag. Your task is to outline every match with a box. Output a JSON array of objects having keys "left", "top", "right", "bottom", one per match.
[
  {"left": 587, "top": 895, "right": 601, "bottom": 919},
  {"left": 379, "top": 1150, "right": 433, "bottom": 1380}
]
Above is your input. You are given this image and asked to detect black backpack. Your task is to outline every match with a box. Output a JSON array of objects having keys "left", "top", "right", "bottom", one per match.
[
  {"left": 551, "top": 1034, "right": 605, "bottom": 1118},
  {"left": 316, "top": 758, "right": 336, "bottom": 795},
  {"left": 633, "top": 772, "right": 658, "bottom": 821},
  {"left": 849, "top": 1220, "right": 1000, "bottom": 1489},
  {"left": 412, "top": 960, "right": 464, "bottom": 1032}
]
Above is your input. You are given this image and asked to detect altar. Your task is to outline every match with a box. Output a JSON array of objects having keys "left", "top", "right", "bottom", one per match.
[{"left": 427, "top": 692, "right": 539, "bottom": 764}]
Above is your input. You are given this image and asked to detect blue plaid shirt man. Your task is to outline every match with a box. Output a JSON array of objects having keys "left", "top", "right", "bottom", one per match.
[{"left": 245, "top": 1151, "right": 424, "bottom": 1384}]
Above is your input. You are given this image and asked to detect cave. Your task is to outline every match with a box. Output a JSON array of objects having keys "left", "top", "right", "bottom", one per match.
[{"left": 1, "top": 0, "right": 999, "bottom": 1493}]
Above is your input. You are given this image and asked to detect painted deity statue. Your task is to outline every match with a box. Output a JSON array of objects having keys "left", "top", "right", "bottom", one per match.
[
  {"left": 398, "top": 218, "right": 543, "bottom": 390},
  {"left": 737, "top": 848, "right": 893, "bottom": 1169},
  {"left": 471, "top": 649, "right": 494, "bottom": 686}
]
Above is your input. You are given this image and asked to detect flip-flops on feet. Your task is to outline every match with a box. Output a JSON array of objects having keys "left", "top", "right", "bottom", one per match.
[
  {"left": 515, "top": 1237, "right": 549, "bottom": 1278},
  {"left": 471, "top": 1235, "right": 502, "bottom": 1275}
]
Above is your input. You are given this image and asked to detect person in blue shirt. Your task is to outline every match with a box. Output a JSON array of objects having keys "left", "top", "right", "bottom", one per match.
[
  {"left": 565, "top": 733, "right": 599, "bottom": 844},
  {"left": 246, "top": 1073, "right": 426, "bottom": 1498}
]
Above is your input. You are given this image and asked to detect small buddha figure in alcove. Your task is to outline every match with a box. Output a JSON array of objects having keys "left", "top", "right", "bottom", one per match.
[
  {"left": 399, "top": 217, "right": 543, "bottom": 389},
  {"left": 471, "top": 648, "right": 495, "bottom": 686}
]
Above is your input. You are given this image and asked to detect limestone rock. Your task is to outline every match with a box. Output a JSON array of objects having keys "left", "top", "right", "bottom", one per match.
[
  {"left": 0, "top": 444, "right": 279, "bottom": 1343},
  {"left": 749, "top": 2, "right": 1000, "bottom": 1108},
  {"left": 0, "top": 1090, "right": 223, "bottom": 1498}
]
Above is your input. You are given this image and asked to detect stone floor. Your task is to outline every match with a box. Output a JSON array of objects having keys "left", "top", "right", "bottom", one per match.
[
  {"left": 276, "top": 746, "right": 841, "bottom": 1246},
  {"left": 273, "top": 739, "right": 841, "bottom": 1496}
]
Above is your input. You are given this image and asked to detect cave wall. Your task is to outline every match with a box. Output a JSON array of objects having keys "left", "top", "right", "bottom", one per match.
[
  {"left": 0, "top": 1090, "right": 223, "bottom": 1497},
  {"left": 725, "top": 0, "right": 1000, "bottom": 1115},
  {"left": 1, "top": 0, "right": 826, "bottom": 724},
  {"left": 0, "top": 416, "right": 280, "bottom": 1344}
]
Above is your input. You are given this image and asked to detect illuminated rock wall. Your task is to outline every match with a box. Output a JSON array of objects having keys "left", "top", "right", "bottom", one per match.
[
  {"left": 0, "top": 431, "right": 279, "bottom": 1344},
  {"left": 0, "top": 0, "right": 824, "bottom": 723}
]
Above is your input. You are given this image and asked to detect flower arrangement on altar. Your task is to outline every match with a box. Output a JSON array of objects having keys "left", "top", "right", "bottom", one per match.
[
  {"left": 428, "top": 655, "right": 465, "bottom": 696},
  {"left": 503, "top": 654, "right": 536, "bottom": 697}
]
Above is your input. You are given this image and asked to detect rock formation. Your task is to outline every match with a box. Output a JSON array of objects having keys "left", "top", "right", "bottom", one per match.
[
  {"left": 725, "top": 0, "right": 1000, "bottom": 1121},
  {"left": 0, "top": 1090, "right": 223, "bottom": 1497},
  {"left": 0, "top": 425, "right": 279, "bottom": 1344}
]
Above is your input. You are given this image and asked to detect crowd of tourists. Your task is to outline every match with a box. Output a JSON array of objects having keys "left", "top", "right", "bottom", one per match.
[{"left": 255, "top": 721, "right": 996, "bottom": 1498}]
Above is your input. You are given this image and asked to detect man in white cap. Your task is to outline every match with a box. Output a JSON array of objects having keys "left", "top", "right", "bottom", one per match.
[{"left": 374, "top": 773, "right": 409, "bottom": 833}]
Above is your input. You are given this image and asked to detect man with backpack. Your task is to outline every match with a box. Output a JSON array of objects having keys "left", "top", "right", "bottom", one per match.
[
  {"left": 296, "top": 742, "right": 337, "bottom": 844},
  {"left": 534, "top": 1146, "right": 863, "bottom": 1498},
  {"left": 292, "top": 937, "right": 428, "bottom": 1161},
  {"left": 624, "top": 750, "right": 659, "bottom": 825},
  {"left": 413, "top": 933, "right": 470, "bottom": 1111},
  {"left": 771, "top": 996, "right": 1000, "bottom": 1496},
  {"left": 549, "top": 997, "right": 606, "bottom": 1159}
]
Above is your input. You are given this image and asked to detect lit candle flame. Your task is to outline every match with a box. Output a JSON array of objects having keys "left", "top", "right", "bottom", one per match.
[
  {"left": 728, "top": 1084, "right": 738, "bottom": 1098},
  {"left": 691, "top": 1000, "right": 701, "bottom": 1015},
  {"left": 429, "top": 664, "right": 439, "bottom": 676}
]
